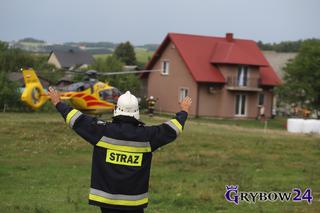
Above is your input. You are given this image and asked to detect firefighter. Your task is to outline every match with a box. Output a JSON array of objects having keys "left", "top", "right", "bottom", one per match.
[
  {"left": 48, "top": 87, "right": 192, "bottom": 213},
  {"left": 259, "top": 105, "right": 266, "bottom": 122},
  {"left": 146, "top": 96, "right": 157, "bottom": 117}
]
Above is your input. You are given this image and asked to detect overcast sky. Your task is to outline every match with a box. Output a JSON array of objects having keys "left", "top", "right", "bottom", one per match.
[{"left": 0, "top": 0, "right": 319, "bottom": 45}]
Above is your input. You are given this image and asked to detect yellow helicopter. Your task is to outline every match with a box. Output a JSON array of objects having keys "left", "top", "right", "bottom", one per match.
[{"left": 20, "top": 68, "right": 159, "bottom": 115}]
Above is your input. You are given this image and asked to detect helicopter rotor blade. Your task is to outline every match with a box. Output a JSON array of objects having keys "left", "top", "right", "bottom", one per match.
[
  {"left": 63, "top": 69, "right": 161, "bottom": 76},
  {"left": 97, "top": 69, "right": 162, "bottom": 76}
]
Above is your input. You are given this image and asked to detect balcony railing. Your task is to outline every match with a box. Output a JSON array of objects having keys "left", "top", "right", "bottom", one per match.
[{"left": 226, "top": 76, "right": 262, "bottom": 91}]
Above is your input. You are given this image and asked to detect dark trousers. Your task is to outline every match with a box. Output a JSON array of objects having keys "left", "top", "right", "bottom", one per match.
[{"left": 100, "top": 208, "right": 144, "bottom": 213}]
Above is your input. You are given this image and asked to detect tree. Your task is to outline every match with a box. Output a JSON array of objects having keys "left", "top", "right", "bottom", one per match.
[
  {"left": 0, "top": 41, "right": 54, "bottom": 73},
  {"left": 90, "top": 55, "right": 123, "bottom": 74},
  {"left": 257, "top": 40, "right": 310, "bottom": 52},
  {"left": 278, "top": 39, "right": 320, "bottom": 116},
  {"left": 109, "top": 73, "right": 141, "bottom": 95},
  {"left": 19, "top": 37, "right": 45, "bottom": 43},
  {"left": 0, "top": 71, "right": 20, "bottom": 111},
  {"left": 0, "top": 40, "right": 57, "bottom": 110},
  {"left": 88, "top": 55, "right": 141, "bottom": 95},
  {"left": 257, "top": 40, "right": 273, "bottom": 51},
  {"left": 0, "top": 41, "right": 31, "bottom": 110},
  {"left": 113, "top": 41, "right": 137, "bottom": 65}
]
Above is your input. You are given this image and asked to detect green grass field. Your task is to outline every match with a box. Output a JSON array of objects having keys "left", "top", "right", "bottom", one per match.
[
  {"left": 0, "top": 113, "right": 320, "bottom": 213},
  {"left": 93, "top": 54, "right": 112, "bottom": 60},
  {"left": 134, "top": 48, "right": 154, "bottom": 64}
]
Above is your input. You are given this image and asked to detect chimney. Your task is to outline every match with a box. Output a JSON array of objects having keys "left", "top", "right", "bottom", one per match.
[{"left": 226, "top": 33, "right": 234, "bottom": 42}]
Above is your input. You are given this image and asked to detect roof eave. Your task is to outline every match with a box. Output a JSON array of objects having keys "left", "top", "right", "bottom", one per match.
[
  {"left": 211, "top": 61, "right": 269, "bottom": 67},
  {"left": 145, "top": 34, "right": 171, "bottom": 70},
  {"left": 196, "top": 80, "right": 225, "bottom": 84},
  {"left": 143, "top": 33, "right": 201, "bottom": 81}
]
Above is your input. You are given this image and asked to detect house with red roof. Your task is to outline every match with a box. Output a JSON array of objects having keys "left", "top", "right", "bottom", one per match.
[{"left": 143, "top": 33, "right": 281, "bottom": 118}]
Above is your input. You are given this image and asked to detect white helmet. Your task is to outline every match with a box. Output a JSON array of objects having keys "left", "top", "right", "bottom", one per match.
[{"left": 114, "top": 91, "right": 140, "bottom": 119}]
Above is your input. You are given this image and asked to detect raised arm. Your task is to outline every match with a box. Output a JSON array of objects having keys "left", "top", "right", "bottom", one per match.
[
  {"left": 149, "top": 97, "right": 192, "bottom": 151},
  {"left": 48, "top": 87, "right": 103, "bottom": 145}
]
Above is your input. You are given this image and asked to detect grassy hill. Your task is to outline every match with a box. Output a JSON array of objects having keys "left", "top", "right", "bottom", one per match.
[
  {"left": 10, "top": 38, "right": 156, "bottom": 61},
  {"left": 0, "top": 113, "right": 319, "bottom": 212}
]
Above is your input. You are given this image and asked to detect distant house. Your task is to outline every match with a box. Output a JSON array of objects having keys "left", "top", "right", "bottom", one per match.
[
  {"left": 143, "top": 33, "right": 281, "bottom": 118},
  {"left": 262, "top": 51, "right": 297, "bottom": 78},
  {"left": 48, "top": 49, "right": 94, "bottom": 70}
]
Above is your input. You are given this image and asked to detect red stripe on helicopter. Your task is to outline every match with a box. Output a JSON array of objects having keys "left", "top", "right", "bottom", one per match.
[
  {"left": 87, "top": 102, "right": 111, "bottom": 107},
  {"left": 74, "top": 93, "right": 85, "bottom": 98},
  {"left": 60, "top": 94, "right": 72, "bottom": 97},
  {"left": 84, "top": 95, "right": 97, "bottom": 101}
]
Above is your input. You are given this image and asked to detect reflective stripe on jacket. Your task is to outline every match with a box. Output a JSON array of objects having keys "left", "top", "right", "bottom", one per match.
[{"left": 56, "top": 102, "right": 188, "bottom": 210}]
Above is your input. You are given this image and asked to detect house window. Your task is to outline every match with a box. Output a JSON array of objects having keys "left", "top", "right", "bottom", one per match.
[
  {"left": 161, "top": 60, "right": 170, "bottom": 75},
  {"left": 179, "top": 88, "right": 188, "bottom": 102},
  {"left": 258, "top": 93, "right": 264, "bottom": 106},
  {"left": 237, "top": 65, "right": 248, "bottom": 86},
  {"left": 235, "top": 94, "right": 246, "bottom": 116}
]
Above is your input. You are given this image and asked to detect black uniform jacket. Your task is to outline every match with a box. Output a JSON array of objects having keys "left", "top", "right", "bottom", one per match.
[{"left": 56, "top": 102, "right": 188, "bottom": 210}]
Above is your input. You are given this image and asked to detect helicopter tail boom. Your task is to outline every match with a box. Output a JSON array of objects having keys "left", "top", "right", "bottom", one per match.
[{"left": 21, "top": 68, "right": 48, "bottom": 109}]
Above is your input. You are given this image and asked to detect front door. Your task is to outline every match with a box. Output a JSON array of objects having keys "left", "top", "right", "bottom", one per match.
[{"left": 235, "top": 94, "right": 246, "bottom": 116}]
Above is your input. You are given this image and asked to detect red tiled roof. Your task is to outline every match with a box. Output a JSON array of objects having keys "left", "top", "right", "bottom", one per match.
[
  {"left": 145, "top": 33, "right": 281, "bottom": 86},
  {"left": 260, "top": 67, "right": 282, "bottom": 86},
  {"left": 210, "top": 41, "right": 269, "bottom": 66}
]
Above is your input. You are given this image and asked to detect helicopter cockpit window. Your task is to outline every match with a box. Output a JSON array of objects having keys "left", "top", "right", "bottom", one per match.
[
  {"left": 99, "top": 88, "right": 121, "bottom": 104},
  {"left": 112, "top": 88, "right": 121, "bottom": 102},
  {"left": 61, "top": 82, "right": 86, "bottom": 92},
  {"left": 99, "top": 89, "right": 114, "bottom": 103}
]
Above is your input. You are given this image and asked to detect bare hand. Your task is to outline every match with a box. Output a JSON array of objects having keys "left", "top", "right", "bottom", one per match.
[
  {"left": 180, "top": 96, "right": 192, "bottom": 113},
  {"left": 48, "top": 87, "right": 61, "bottom": 106}
]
